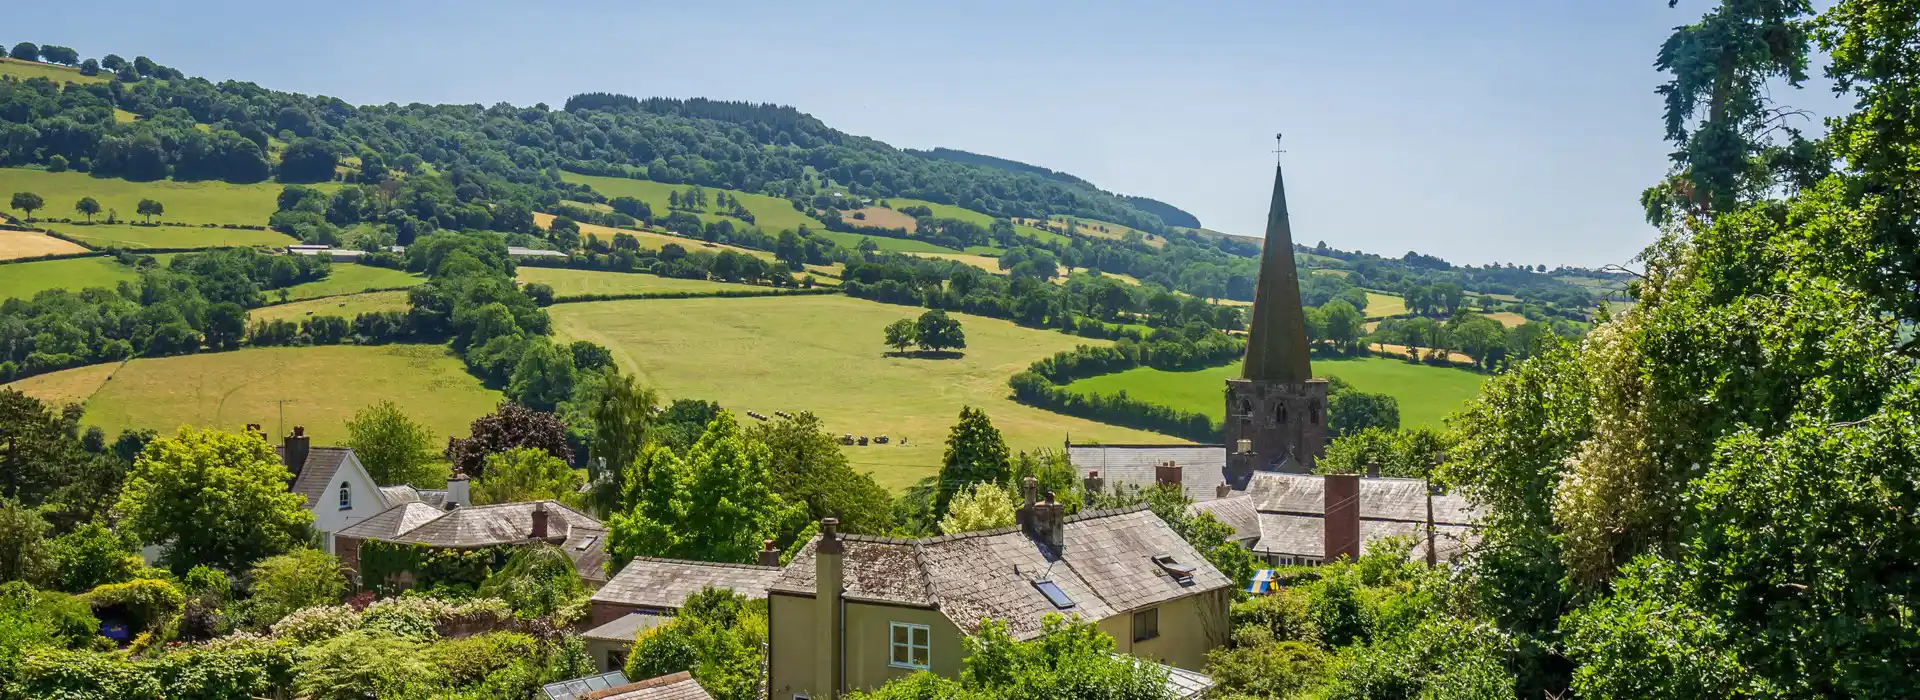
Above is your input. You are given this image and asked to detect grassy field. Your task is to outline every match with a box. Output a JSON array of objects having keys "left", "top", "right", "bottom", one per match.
[
  {"left": 0, "top": 58, "right": 107, "bottom": 84},
  {"left": 0, "top": 257, "right": 142, "bottom": 300},
  {"left": 2, "top": 345, "right": 502, "bottom": 445},
  {"left": 560, "top": 172, "right": 825, "bottom": 234},
  {"left": 252, "top": 291, "right": 412, "bottom": 323},
  {"left": 893, "top": 200, "right": 1064, "bottom": 244},
  {"left": 0, "top": 168, "right": 312, "bottom": 225},
  {"left": 814, "top": 228, "right": 960, "bottom": 254},
  {"left": 549, "top": 294, "right": 1170, "bottom": 490},
  {"left": 534, "top": 213, "right": 839, "bottom": 280},
  {"left": 1044, "top": 215, "right": 1161, "bottom": 247},
  {"left": 0, "top": 229, "right": 90, "bottom": 259},
  {"left": 1064, "top": 356, "right": 1488, "bottom": 431},
  {"left": 1482, "top": 311, "right": 1528, "bottom": 327},
  {"left": 1364, "top": 291, "right": 1407, "bottom": 318},
  {"left": 842, "top": 207, "right": 918, "bottom": 231},
  {"left": 48, "top": 223, "right": 296, "bottom": 249},
  {"left": 516, "top": 267, "right": 761, "bottom": 296},
  {"left": 279, "top": 264, "right": 423, "bottom": 301}
]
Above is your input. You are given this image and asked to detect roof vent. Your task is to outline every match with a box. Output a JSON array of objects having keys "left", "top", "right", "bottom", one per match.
[
  {"left": 1152, "top": 555, "right": 1196, "bottom": 583},
  {"left": 1033, "top": 580, "right": 1076, "bottom": 609}
]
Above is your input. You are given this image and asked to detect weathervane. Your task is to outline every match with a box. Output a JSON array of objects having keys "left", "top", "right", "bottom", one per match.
[{"left": 1274, "top": 133, "right": 1285, "bottom": 164}]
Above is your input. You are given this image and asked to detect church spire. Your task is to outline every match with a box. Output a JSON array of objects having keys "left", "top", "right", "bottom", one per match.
[{"left": 1240, "top": 134, "right": 1313, "bottom": 383}]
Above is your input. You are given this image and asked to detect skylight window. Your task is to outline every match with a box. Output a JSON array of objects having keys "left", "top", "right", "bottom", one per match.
[
  {"left": 575, "top": 535, "right": 598, "bottom": 551},
  {"left": 1034, "top": 580, "right": 1076, "bottom": 609},
  {"left": 1152, "top": 555, "right": 1196, "bottom": 582}
]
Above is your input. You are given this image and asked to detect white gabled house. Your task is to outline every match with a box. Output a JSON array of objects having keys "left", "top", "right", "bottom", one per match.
[{"left": 272, "top": 425, "right": 469, "bottom": 553}]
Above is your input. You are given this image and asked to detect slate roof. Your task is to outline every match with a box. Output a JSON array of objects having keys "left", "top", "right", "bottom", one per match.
[
  {"left": 593, "top": 558, "right": 782, "bottom": 611},
  {"left": 1067, "top": 444, "right": 1232, "bottom": 503},
  {"left": 771, "top": 505, "right": 1232, "bottom": 639},
  {"left": 566, "top": 526, "right": 611, "bottom": 584},
  {"left": 336, "top": 502, "right": 448, "bottom": 540},
  {"left": 1244, "top": 472, "right": 1477, "bottom": 525},
  {"left": 388, "top": 500, "right": 601, "bottom": 548},
  {"left": 1251, "top": 513, "right": 1479, "bottom": 563},
  {"left": 582, "top": 612, "right": 671, "bottom": 642},
  {"left": 587, "top": 671, "right": 712, "bottom": 700},
  {"left": 277, "top": 446, "right": 353, "bottom": 510},
  {"left": 1189, "top": 494, "right": 1260, "bottom": 543},
  {"left": 378, "top": 485, "right": 448, "bottom": 509}
]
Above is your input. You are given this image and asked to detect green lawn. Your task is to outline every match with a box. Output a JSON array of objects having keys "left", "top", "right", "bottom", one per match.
[
  {"left": 1064, "top": 356, "right": 1489, "bottom": 430},
  {"left": 0, "top": 257, "right": 141, "bottom": 300},
  {"left": 0, "top": 168, "right": 319, "bottom": 225},
  {"left": 252, "top": 291, "right": 412, "bottom": 323},
  {"left": 2, "top": 345, "right": 502, "bottom": 445},
  {"left": 0, "top": 58, "right": 107, "bottom": 85},
  {"left": 560, "top": 171, "right": 826, "bottom": 235},
  {"left": 48, "top": 223, "right": 297, "bottom": 249},
  {"left": 549, "top": 295, "right": 1171, "bottom": 490},
  {"left": 279, "top": 264, "right": 424, "bottom": 301},
  {"left": 515, "top": 267, "right": 761, "bottom": 296}
]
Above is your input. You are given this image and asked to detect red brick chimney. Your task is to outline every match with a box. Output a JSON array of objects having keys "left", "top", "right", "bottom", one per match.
[
  {"left": 530, "top": 503, "right": 550, "bottom": 539},
  {"left": 1324, "top": 474, "right": 1361, "bottom": 563},
  {"left": 758, "top": 538, "right": 781, "bottom": 567},
  {"left": 1155, "top": 461, "right": 1182, "bottom": 487},
  {"left": 283, "top": 426, "right": 310, "bottom": 476}
]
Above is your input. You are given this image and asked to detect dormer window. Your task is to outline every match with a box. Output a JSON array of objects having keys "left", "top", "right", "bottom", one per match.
[{"left": 338, "top": 483, "right": 351, "bottom": 511}]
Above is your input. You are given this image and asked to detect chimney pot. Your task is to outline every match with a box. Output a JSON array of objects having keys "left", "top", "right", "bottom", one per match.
[
  {"left": 1216, "top": 481, "right": 1233, "bottom": 498},
  {"left": 818, "top": 518, "right": 843, "bottom": 555},
  {"left": 282, "top": 426, "right": 311, "bottom": 476}
]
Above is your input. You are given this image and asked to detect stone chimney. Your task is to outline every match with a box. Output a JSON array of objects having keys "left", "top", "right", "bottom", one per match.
[
  {"left": 815, "top": 518, "right": 844, "bottom": 699},
  {"left": 1324, "top": 474, "right": 1361, "bottom": 563},
  {"left": 758, "top": 539, "right": 781, "bottom": 567},
  {"left": 1216, "top": 481, "right": 1233, "bottom": 499},
  {"left": 1154, "top": 460, "right": 1182, "bottom": 487},
  {"left": 445, "top": 478, "right": 470, "bottom": 509},
  {"left": 283, "top": 426, "right": 310, "bottom": 476},
  {"left": 1016, "top": 476, "right": 1039, "bottom": 528},
  {"left": 1082, "top": 470, "right": 1105, "bottom": 501},
  {"left": 530, "top": 503, "right": 550, "bottom": 539}
]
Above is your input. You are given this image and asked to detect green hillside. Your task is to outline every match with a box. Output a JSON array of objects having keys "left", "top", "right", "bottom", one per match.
[
  {"left": 0, "top": 257, "right": 140, "bottom": 300},
  {"left": 560, "top": 171, "right": 826, "bottom": 234},
  {"left": 1065, "top": 356, "right": 1488, "bottom": 430},
  {"left": 251, "top": 291, "right": 412, "bottom": 323},
  {"left": 0, "top": 167, "right": 315, "bottom": 225},
  {"left": 278, "top": 264, "right": 424, "bottom": 301}
]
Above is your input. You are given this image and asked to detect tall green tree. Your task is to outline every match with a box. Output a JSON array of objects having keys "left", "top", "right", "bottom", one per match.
[
  {"left": 471, "top": 447, "right": 584, "bottom": 506},
  {"left": 244, "top": 548, "right": 347, "bottom": 628},
  {"left": 72, "top": 197, "right": 99, "bottom": 222},
  {"left": 582, "top": 370, "right": 657, "bottom": 512},
  {"left": 606, "top": 412, "right": 794, "bottom": 568},
  {"left": 344, "top": 400, "right": 441, "bottom": 487},
  {"left": 934, "top": 406, "right": 1009, "bottom": 517},
  {"left": 748, "top": 412, "right": 893, "bottom": 535},
  {"left": 8, "top": 192, "right": 42, "bottom": 218},
  {"left": 135, "top": 198, "right": 163, "bottom": 222},
  {"left": 0, "top": 498, "right": 51, "bottom": 585},
  {"left": 624, "top": 588, "right": 766, "bottom": 700},
  {"left": 114, "top": 428, "right": 314, "bottom": 573},
  {"left": 914, "top": 310, "right": 965, "bottom": 352},
  {"left": 883, "top": 318, "right": 916, "bottom": 354}
]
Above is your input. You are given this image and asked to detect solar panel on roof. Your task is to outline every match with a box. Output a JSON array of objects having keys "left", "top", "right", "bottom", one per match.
[{"left": 1033, "top": 580, "right": 1075, "bottom": 609}]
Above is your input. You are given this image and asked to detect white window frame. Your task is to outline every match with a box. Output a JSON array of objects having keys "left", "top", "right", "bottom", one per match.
[
  {"left": 889, "top": 622, "right": 931, "bottom": 670},
  {"left": 338, "top": 483, "right": 352, "bottom": 511}
]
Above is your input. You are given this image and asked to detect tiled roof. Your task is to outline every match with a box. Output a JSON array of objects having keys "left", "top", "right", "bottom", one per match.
[
  {"left": 582, "top": 612, "right": 671, "bottom": 642},
  {"left": 278, "top": 446, "right": 352, "bottom": 510},
  {"left": 566, "top": 526, "right": 611, "bottom": 583},
  {"left": 336, "top": 502, "right": 448, "bottom": 540},
  {"left": 1189, "top": 494, "right": 1260, "bottom": 542},
  {"left": 587, "top": 672, "right": 712, "bottom": 700},
  {"left": 1251, "top": 513, "right": 1479, "bottom": 563},
  {"left": 772, "top": 505, "right": 1232, "bottom": 639},
  {"left": 593, "top": 557, "right": 782, "bottom": 610},
  {"left": 1244, "top": 472, "right": 1477, "bottom": 525},
  {"left": 388, "top": 500, "right": 601, "bottom": 548},
  {"left": 1067, "top": 445, "right": 1232, "bottom": 503},
  {"left": 377, "top": 485, "right": 448, "bottom": 509}
]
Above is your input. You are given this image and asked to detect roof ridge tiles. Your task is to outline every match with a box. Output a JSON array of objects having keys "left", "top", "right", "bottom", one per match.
[{"left": 623, "top": 556, "right": 780, "bottom": 571}]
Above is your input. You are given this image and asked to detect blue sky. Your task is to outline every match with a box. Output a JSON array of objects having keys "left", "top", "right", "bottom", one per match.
[{"left": 11, "top": 1, "right": 1841, "bottom": 267}]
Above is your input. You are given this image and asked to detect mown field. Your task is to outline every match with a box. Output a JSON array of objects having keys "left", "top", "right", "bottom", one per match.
[
  {"left": 0, "top": 229, "right": 89, "bottom": 260},
  {"left": 549, "top": 294, "right": 1170, "bottom": 490},
  {"left": 0, "top": 257, "right": 141, "bottom": 300},
  {"left": 893, "top": 199, "right": 1063, "bottom": 244},
  {"left": 515, "top": 267, "right": 760, "bottom": 296},
  {"left": 279, "top": 264, "right": 423, "bottom": 301},
  {"left": 46, "top": 223, "right": 296, "bottom": 250},
  {"left": 0, "top": 58, "right": 106, "bottom": 84},
  {"left": 1363, "top": 291, "right": 1407, "bottom": 318},
  {"left": 1063, "top": 355, "right": 1488, "bottom": 430},
  {"left": 0, "top": 168, "right": 314, "bottom": 225},
  {"left": 2, "top": 345, "right": 502, "bottom": 445},
  {"left": 813, "top": 228, "right": 959, "bottom": 254},
  {"left": 251, "top": 291, "right": 412, "bottom": 323},
  {"left": 533, "top": 213, "right": 841, "bottom": 280},
  {"left": 559, "top": 171, "right": 824, "bottom": 234}
]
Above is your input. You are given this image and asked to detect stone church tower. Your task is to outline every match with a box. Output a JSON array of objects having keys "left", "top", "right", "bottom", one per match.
[{"left": 1227, "top": 136, "right": 1328, "bottom": 479}]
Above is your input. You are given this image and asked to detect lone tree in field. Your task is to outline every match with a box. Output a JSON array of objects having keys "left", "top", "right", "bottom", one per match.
[
  {"left": 9, "top": 192, "right": 42, "bottom": 219},
  {"left": 883, "top": 318, "right": 916, "bottom": 354},
  {"left": 914, "top": 310, "right": 966, "bottom": 353},
  {"left": 136, "top": 198, "right": 164, "bottom": 223},
  {"left": 934, "top": 406, "right": 1009, "bottom": 517},
  {"left": 74, "top": 197, "right": 100, "bottom": 222}
]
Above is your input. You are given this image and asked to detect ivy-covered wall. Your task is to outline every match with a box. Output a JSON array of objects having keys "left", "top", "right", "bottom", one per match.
[{"left": 357, "top": 541, "right": 513, "bottom": 596}]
